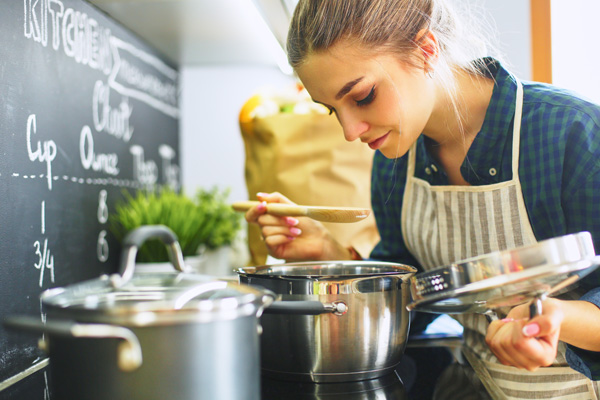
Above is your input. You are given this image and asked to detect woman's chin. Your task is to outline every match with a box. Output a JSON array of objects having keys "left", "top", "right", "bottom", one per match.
[{"left": 378, "top": 144, "right": 410, "bottom": 159}]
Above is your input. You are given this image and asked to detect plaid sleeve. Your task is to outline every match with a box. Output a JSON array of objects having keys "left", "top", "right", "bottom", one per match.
[
  {"left": 562, "top": 110, "right": 600, "bottom": 291},
  {"left": 558, "top": 103, "right": 600, "bottom": 378},
  {"left": 563, "top": 169, "right": 600, "bottom": 291}
]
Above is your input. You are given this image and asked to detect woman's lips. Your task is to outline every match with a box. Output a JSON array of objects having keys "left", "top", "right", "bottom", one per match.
[{"left": 367, "top": 131, "right": 390, "bottom": 150}]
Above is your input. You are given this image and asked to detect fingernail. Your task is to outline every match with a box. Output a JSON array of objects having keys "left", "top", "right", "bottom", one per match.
[
  {"left": 257, "top": 201, "right": 267, "bottom": 211},
  {"left": 289, "top": 227, "right": 302, "bottom": 236},
  {"left": 286, "top": 236, "right": 295, "bottom": 241},
  {"left": 501, "top": 318, "right": 514, "bottom": 323},
  {"left": 285, "top": 217, "right": 299, "bottom": 226},
  {"left": 257, "top": 192, "right": 269, "bottom": 197},
  {"left": 522, "top": 323, "right": 540, "bottom": 337}
]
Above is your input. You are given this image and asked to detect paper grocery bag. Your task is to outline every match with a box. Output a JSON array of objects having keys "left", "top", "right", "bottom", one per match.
[{"left": 240, "top": 112, "right": 380, "bottom": 266}]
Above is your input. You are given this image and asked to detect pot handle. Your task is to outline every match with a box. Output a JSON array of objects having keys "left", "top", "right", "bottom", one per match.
[
  {"left": 112, "top": 225, "right": 186, "bottom": 288},
  {"left": 264, "top": 300, "right": 348, "bottom": 316},
  {"left": 4, "top": 316, "right": 143, "bottom": 372}
]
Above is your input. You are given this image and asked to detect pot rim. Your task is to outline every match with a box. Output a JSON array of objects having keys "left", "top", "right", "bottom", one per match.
[
  {"left": 236, "top": 260, "right": 417, "bottom": 280},
  {"left": 40, "top": 275, "right": 274, "bottom": 326}
]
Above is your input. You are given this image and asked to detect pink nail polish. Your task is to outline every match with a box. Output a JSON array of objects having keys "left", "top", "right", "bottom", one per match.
[
  {"left": 257, "top": 192, "right": 269, "bottom": 197},
  {"left": 501, "top": 318, "right": 514, "bottom": 323},
  {"left": 522, "top": 323, "right": 540, "bottom": 337},
  {"left": 290, "top": 227, "right": 302, "bottom": 236},
  {"left": 257, "top": 201, "right": 267, "bottom": 211},
  {"left": 285, "top": 217, "right": 299, "bottom": 226},
  {"left": 287, "top": 236, "right": 295, "bottom": 241}
]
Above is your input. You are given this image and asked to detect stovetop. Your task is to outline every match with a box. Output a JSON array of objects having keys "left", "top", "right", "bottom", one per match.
[
  {"left": 258, "top": 341, "right": 471, "bottom": 400},
  {"left": 260, "top": 365, "right": 408, "bottom": 400}
]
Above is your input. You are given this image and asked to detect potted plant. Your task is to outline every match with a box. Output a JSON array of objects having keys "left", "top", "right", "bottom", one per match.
[{"left": 110, "top": 187, "right": 242, "bottom": 274}]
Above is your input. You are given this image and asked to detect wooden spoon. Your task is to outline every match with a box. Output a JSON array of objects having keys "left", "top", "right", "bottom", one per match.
[{"left": 231, "top": 201, "right": 371, "bottom": 223}]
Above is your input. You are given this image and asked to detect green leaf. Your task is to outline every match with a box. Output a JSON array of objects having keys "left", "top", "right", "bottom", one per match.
[{"left": 109, "top": 186, "right": 242, "bottom": 262}]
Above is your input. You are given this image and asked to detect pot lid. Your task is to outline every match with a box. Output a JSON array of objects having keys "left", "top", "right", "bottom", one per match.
[
  {"left": 237, "top": 261, "right": 417, "bottom": 278},
  {"left": 41, "top": 272, "right": 270, "bottom": 324},
  {"left": 407, "top": 232, "right": 599, "bottom": 315},
  {"left": 39, "top": 225, "right": 272, "bottom": 325}
]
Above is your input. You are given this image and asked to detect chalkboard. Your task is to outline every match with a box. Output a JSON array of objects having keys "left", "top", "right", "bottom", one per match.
[{"left": 0, "top": 0, "right": 179, "bottom": 396}]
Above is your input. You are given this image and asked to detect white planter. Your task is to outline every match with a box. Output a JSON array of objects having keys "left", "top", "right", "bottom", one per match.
[
  {"left": 185, "top": 246, "right": 235, "bottom": 277},
  {"left": 131, "top": 246, "right": 237, "bottom": 278}
]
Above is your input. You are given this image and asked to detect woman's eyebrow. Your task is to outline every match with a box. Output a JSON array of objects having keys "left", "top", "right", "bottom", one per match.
[{"left": 335, "top": 77, "right": 364, "bottom": 100}]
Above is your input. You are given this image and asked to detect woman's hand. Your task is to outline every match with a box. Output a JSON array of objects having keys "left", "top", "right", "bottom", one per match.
[
  {"left": 244, "top": 192, "right": 351, "bottom": 262},
  {"left": 485, "top": 298, "right": 564, "bottom": 371}
]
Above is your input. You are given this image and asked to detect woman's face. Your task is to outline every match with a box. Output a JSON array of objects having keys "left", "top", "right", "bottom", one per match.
[{"left": 296, "top": 41, "right": 436, "bottom": 159}]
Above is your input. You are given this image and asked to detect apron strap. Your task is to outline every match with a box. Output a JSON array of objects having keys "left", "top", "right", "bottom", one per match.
[
  {"left": 406, "top": 141, "right": 417, "bottom": 178},
  {"left": 511, "top": 78, "right": 524, "bottom": 178}
]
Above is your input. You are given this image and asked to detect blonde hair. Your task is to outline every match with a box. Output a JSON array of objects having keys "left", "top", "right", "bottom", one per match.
[
  {"left": 287, "top": 0, "right": 500, "bottom": 98},
  {"left": 287, "top": 0, "right": 500, "bottom": 141},
  {"left": 289, "top": 0, "right": 498, "bottom": 71}
]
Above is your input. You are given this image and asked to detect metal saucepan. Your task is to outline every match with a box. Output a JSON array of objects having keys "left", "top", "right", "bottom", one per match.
[
  {"left": 237, "top": 261, "right": 417, "bottom": 383},
  {"left": 408, "top": 231, "right": 600, "bottom": 318},
  {"left": 5, "top": 225, "right": 273, "bottom": 400}
]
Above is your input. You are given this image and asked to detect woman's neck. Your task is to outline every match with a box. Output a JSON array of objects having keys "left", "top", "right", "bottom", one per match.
[{"left": 423, "top": 70, "right": 494, "bottom": 184}]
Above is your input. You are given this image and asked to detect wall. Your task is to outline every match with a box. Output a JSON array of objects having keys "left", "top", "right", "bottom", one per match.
[
  {"left": 180, "top": 66, "right": 294, "bottom": 202},
  {"left": 470, "top": 0, "right": 531, "bottom": 80},
  {"left": 179, "top": 1, "right": 532, "bottom": 201},
  {"left": 551, "top": 0, "right": 600, "bottom": 103}
]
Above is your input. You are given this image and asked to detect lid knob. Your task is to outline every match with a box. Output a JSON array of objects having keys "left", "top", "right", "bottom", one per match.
[{"left": 111, "top": 225, "right": 186, "bottom": 288}]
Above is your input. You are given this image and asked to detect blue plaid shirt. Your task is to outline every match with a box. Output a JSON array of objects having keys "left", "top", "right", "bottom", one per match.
[{"left": 369, "top": 59, "right": 600, "bottom": 379}]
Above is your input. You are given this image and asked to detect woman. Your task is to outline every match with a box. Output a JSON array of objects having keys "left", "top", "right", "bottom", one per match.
[{"left": 245, "top": 0, "right": 600, "bottom": 397}]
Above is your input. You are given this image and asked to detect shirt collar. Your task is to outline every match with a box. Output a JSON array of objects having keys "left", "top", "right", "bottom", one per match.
[{"left": 460, "top": 58, "right": 519, "bottom": 184}]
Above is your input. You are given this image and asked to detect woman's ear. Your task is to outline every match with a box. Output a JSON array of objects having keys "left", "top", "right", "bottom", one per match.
[{"left": 414, "top": 29, "right": 439, "bottom": 75}]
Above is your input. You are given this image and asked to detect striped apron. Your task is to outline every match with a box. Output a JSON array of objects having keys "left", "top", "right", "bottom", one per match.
[{"left": 401, "top": 79, "right": 599, "bottom": 399}]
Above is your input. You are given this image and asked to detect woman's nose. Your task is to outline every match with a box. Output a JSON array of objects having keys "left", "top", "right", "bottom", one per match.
[{"left": 338, "top": 112, "right": 369, "bottom": 142}]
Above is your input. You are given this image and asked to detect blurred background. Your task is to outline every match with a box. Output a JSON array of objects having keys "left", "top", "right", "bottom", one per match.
[{"left": 90, "top": 0, "right": 600, "bottom": 203}]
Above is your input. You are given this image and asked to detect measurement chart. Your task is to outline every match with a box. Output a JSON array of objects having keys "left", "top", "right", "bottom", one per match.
[{"left": 0, "top": 0, "right": 180, "bottom": 397}]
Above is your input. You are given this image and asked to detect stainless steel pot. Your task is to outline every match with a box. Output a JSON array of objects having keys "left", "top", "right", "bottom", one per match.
[
  {"left": 237, "top": 261, "right": 417, "bottom": 383},
  {"left": 5, "top": 225, "right": 273, "bottom": 400}
]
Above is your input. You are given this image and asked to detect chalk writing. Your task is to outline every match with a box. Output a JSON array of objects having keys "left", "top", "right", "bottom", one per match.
[
  {"left": 93, "top": 80, "right": 134, "bottom": 142},
  {"left": 118, "top": 59, "right": 177, "bottom": 106},
  {"left": 2, "top": 0, "right": 180, "bottom": 394},
  {"left": 159, "top": 144, "right": 180, "bottom": 191},
  {"left": 80, "top": 125, "right": 119, "bottom": 175},
  {"left": 24, "top": 0, "right": 113, "bottom": 74},
  {"left": 130, "top": 145, "right": 157, "bottom": 186},
  {"left": 43, "top": 371, "right": 50, "bottom": 400},
  {"left": 97, "top": 190, "right": 108, "bottom": 224},
  {"left": 41, "top": 201, "right": 46, "bottom": 234},
  {"left": 33, "top": 202, "right": 55, "bottom": 287},
  {"left": 97, "top": 230, "right": 109, "bottom": 263},
  {"left": 39, "top": 300, "right": 50, "bottom": 400},
  {"left": 109, "top": 36, "right": 178, "bottom": 118},
  {"left": 26, "top": 114, "right": 56, "bottom": 190},
  {"left": 97, "top": 190, "right": 109, "bottom": 262}
]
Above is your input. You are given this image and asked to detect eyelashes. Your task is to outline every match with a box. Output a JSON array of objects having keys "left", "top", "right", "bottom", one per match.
[
  {"left": 324, "top": 84, "right": 376, "bottom": 116},
  {"left": 356, "top": 85, "right": 375, "bottom": 107}
]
